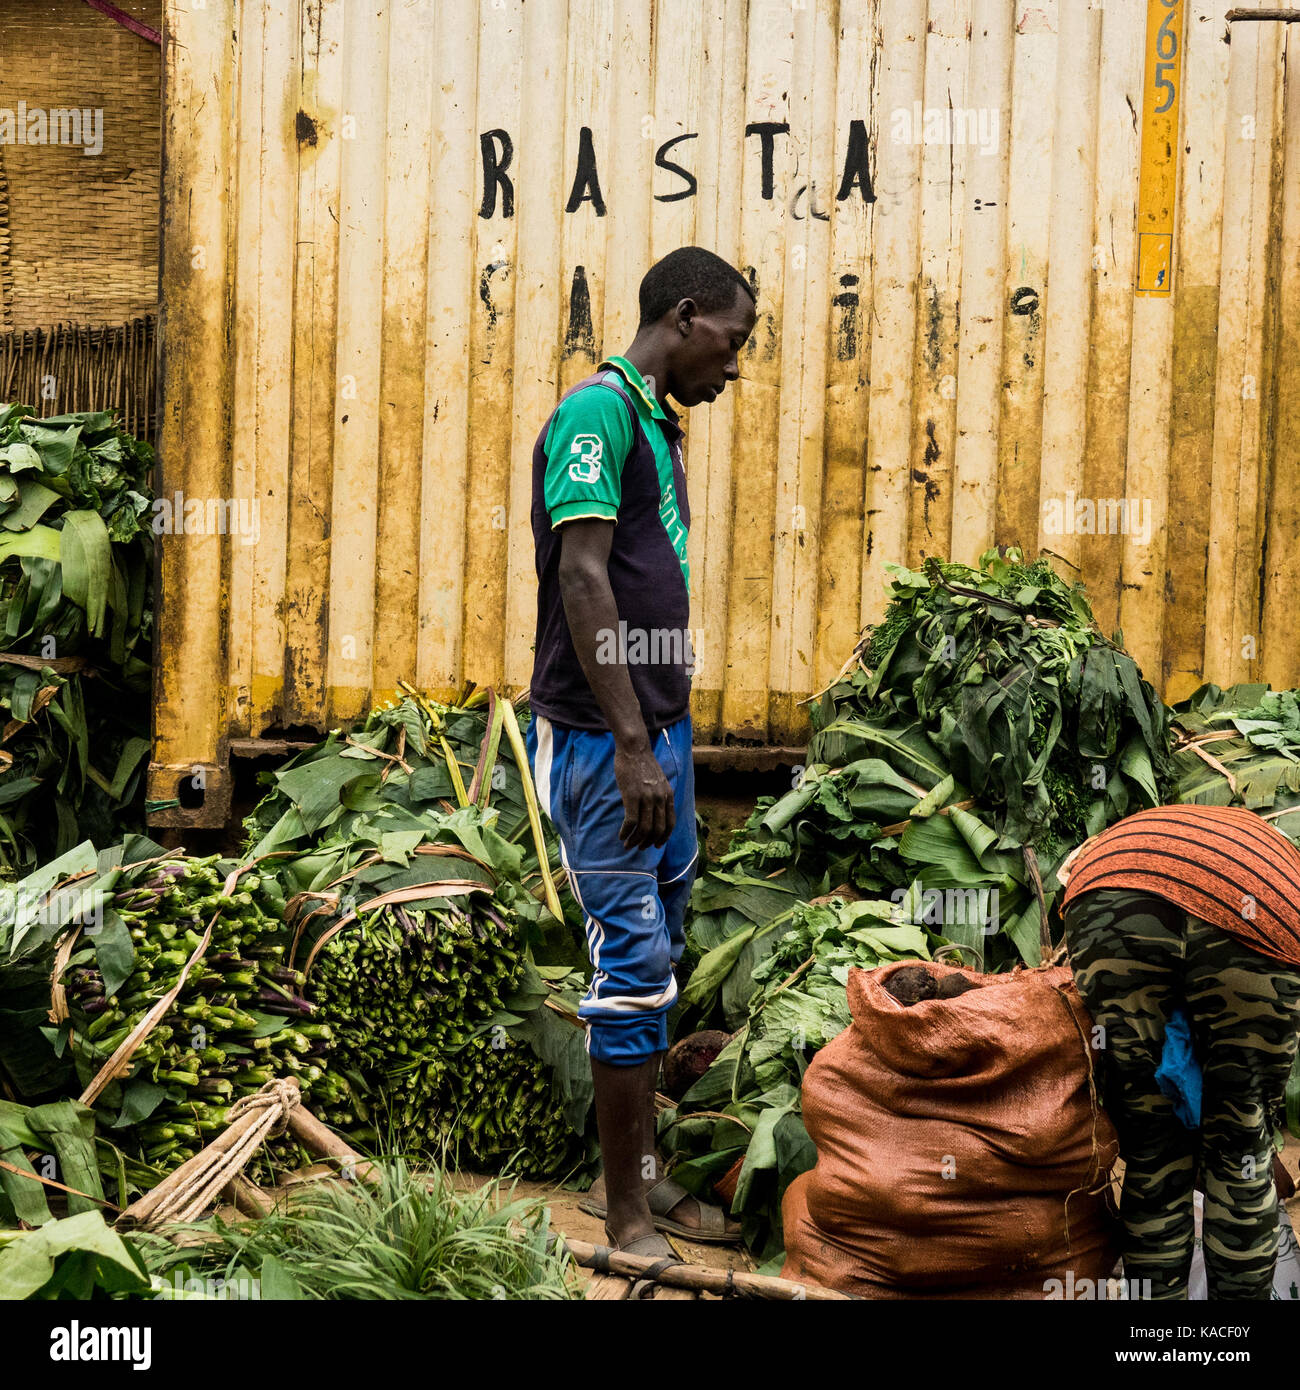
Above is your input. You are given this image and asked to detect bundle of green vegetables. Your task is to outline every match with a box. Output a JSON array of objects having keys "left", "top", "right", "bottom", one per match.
[
  {"left": 662, "top": 897, "right": 936, "bottom": 1260},
  {"left": 7, "top": 836, "right": 318, "bottom": 1180},
  {"left": 682, "top": 550, "right": 1173, "bottom": 1028},
  {"left": 1170, "top": 682, "right": 1300, "bottom": 843},
  {"left": 244, "top": 695, "right": 593, "bottom": 1174},
  {"left": 302, "top": 884, "right": 592, "bottom": 1175},
  {"left": 0, "top": 405, "right": 154, "bottom": 874}
]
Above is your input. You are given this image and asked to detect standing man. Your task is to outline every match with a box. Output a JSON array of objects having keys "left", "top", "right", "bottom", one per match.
[
  {"left": 525, "top": 247, "right": 756, "bottom": 1258},
  {"left": 1059, "top": 803, "right": 1300, "bottom": 1299}
]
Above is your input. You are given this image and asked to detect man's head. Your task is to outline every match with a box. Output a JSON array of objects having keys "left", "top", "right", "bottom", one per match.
[{"left": 637, "top": 247, "right": 757, "bottom": 408}]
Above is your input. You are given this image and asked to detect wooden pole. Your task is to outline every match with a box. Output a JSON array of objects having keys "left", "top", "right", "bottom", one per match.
[
  {"left": 555, "top": 1237, "right": 851, "bottom": 1301},
  {"left": 1225, "top": 8, "right": 1300, "bottom": 20},
  {"left": 284, "top": 1105, "right": 380, "bottom": 1183},
  {"left": 222, "top": 1174, "right": 275, "bottom": 1218}
]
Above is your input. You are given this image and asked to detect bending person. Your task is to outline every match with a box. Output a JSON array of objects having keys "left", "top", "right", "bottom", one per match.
[{"left": 1059, "top": 803, "right": 1300, "bottom": 1300}]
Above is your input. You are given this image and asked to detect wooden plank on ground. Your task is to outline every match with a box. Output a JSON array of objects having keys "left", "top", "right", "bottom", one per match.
[{"left": 585, "top": 1274, "right": 634, "bottom": 1300}]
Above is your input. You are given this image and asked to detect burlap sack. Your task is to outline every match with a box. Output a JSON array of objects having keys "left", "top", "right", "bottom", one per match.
[{"left": 781, "top": 960, "right": 1119, "bottom": 1298}]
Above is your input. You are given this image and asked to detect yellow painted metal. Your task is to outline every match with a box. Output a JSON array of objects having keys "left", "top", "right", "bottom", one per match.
[
  {"left": 1135, "top": 0, "right": 1186, "bottom": 297},
  {"left": 152, "top": 0, "right": 1300, "bottom": 825}
]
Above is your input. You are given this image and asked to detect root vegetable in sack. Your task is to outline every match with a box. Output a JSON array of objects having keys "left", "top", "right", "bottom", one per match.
[{"left": 781, "top": 960, "right": 1119, "bottom": 1298}]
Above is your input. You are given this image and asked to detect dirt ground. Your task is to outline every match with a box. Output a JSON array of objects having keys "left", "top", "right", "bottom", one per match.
[{"left": 451, "top": 1172, "right": 758, "bottom": 1288}]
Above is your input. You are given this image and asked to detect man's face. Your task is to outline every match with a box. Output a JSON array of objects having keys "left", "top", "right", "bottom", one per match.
[{"left": 666, "top": 285, "right": 757, "bottom": 408}]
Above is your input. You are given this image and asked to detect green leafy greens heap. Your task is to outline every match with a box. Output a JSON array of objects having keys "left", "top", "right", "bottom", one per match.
[
  {"left": 0, "top": 406, "right": 154, "bottom": 873},
  {"left": 683, "top": 550, "right": 1174, "bottom": 1024}
]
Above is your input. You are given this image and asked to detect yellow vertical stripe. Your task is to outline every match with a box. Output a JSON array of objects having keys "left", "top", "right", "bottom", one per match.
[{"left": 1136, "top": 0, "right": 1186, "bottom": 297}]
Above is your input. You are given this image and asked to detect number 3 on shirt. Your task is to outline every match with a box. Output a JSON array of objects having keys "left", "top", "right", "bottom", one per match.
[{"left": 568, "top": 434, "right": 603, "bottom": 485}]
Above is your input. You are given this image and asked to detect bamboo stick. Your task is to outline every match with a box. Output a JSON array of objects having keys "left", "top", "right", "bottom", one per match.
[
  {"left": 554, "top": 1237, "right": 851, "bottom": 1301},
  {"left": 222, "top": 1173, "right": 275, "bottom": 1218},
  {"left": 283, "top": 1105, "right": 379, "bottom": 1184}
]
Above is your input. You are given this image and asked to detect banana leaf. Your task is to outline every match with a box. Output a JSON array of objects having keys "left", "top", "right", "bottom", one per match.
[{"left": 0, "top": 1211, "right": 148, "bottom": 1298}]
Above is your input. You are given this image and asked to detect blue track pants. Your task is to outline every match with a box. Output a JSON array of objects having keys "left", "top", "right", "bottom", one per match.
[{"left": 526, "top": 713, "right": 697, "bottom": 1064}]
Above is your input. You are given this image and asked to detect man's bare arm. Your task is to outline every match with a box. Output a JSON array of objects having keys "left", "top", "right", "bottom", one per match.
[{"left": 557, "top": 519, "right": 675, "bottom": 849}]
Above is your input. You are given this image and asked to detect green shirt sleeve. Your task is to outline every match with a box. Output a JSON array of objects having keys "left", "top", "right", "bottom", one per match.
[{"left": 542, "top": 382, "right": 635, "bottom": 527}]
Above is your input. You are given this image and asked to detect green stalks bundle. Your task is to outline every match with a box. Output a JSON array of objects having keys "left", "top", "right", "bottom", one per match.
[
  {"left": 243, "top": 701, "right": 593, "bottom": 1176},
  {"left": 814, "top": 550, "right": 1173, "bottom": 855},
  {"left": 43, "top": 842, "right": 318, "bottom": 1182},
  {"left": 305, "top": 898, "right": 587, "bottom": 1176}
]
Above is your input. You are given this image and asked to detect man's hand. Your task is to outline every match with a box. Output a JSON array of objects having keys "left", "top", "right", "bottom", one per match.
[{"left": 614, "top": 738, "right": 675, "bottom": 849}]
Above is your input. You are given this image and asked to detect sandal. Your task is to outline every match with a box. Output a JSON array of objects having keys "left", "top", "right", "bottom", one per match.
[
  {"left": 580, "top": 1173, "right": 743, "bottom": 1245},
  {"left": 607, "top": 1229, "right": 681, "bottom": 1300}
]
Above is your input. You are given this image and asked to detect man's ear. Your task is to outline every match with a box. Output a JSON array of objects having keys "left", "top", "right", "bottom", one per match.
[{"left": 675, "top": 297, "right": 698, "bottom": 336}]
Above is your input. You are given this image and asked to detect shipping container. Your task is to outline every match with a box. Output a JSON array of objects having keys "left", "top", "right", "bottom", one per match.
[{"left": 151, "top": 0, "right": 1300, "bottom": 827}]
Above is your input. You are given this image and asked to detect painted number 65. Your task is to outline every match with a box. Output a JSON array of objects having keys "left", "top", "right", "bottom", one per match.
[{"left": 1153, "top": 4, "right": 1179, "bottom": 115}]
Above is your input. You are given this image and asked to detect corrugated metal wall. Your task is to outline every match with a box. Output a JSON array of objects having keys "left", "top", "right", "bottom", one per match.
[{"left": 151, "top": 0, "right": 1300, "bottom": 825}]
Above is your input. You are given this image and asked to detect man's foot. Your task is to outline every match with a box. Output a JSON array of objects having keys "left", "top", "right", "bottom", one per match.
[
  {"left": 582, "top": 1171, "right": 742, "bottom": 1244},
  {"left": 605, "top": 1225, "right": 676, "bottom": 1259}
]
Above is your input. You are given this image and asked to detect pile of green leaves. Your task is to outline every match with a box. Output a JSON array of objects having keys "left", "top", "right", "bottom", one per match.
[
  {"left": 819, "top": 550, "right": 1171, "bottom": 854},
  {"left": 0, "top": 1094, "right": 157, "bottom": 1299},
  {"left": 0, "top": 405, "right": 155, "bottom": 873},
  {"left": 244, "top": 689, "right": 577, "bottom": 950},
  {"left": 1170, "top": 683, "right": 1300, "bottom": 843},
  {"left": 136, "top": 1158, "right": 579, "bottom": 1300},
  {"left": 683, "top": 550, "right": 1173, "bottom": 1028},
  {"left": 662, "top": 898, "right": 935, "bottom": 1261},
  {"left": 245, "top": 700, "right": 593, "bottom": 1175}
]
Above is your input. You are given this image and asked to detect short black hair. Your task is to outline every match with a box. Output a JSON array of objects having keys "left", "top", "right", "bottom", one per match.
[{"left": 638, "top": 246, "right": 756, "bottom": 327}]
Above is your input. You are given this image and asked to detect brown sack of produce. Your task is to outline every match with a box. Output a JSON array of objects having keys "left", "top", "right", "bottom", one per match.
[{"left": 781, "top": 960, "right": 1120, "bottom": 1299}]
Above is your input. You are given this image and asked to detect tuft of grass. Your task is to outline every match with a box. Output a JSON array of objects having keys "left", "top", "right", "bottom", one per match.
[{"left": 143, "top": 1158, "right": 580, "bottom": 1301}]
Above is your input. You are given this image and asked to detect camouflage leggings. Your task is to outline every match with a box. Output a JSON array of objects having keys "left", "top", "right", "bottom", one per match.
[{"left": 1064, "top": 888, "right": 1300, "bottom": 1301}]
